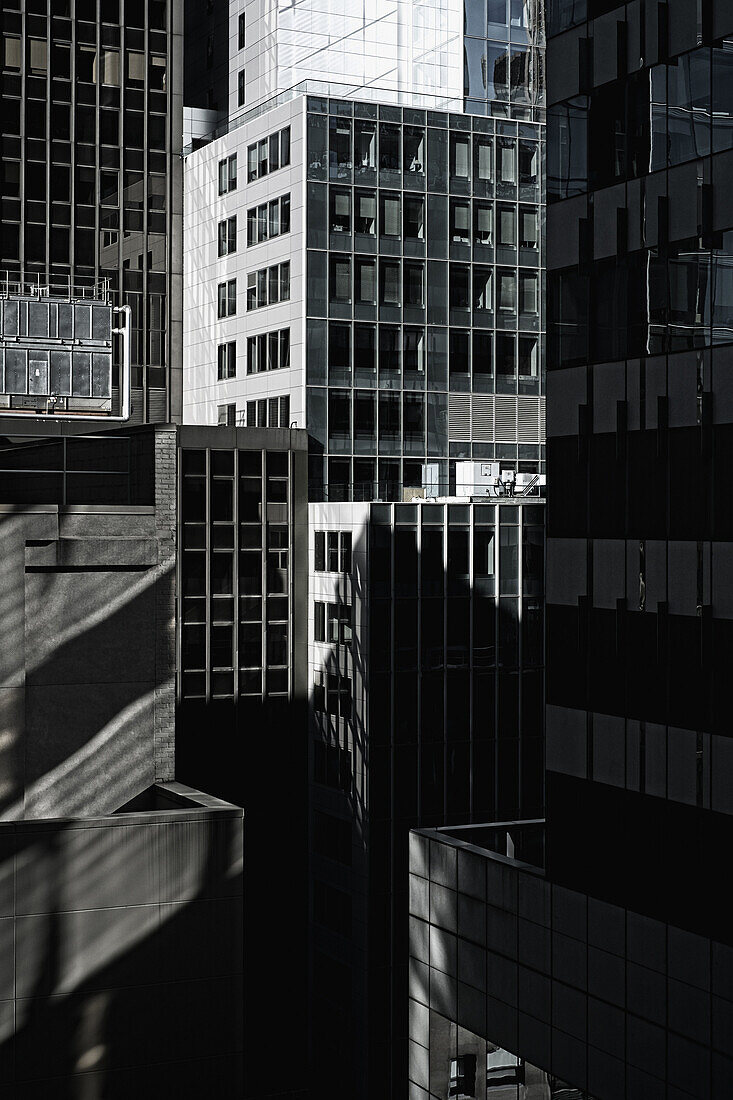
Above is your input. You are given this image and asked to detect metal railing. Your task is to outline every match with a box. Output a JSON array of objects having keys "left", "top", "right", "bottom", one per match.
[{"left": 0, "top": 270, "right": 111, "bottom": 303}]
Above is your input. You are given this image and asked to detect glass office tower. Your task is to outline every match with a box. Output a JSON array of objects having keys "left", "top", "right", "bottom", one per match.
[
  {"left": 410, "top": 3, "right": 733, "bottom": 1098},
  {"left": 0, "top": 0, "right": 183, "bottom": 422}
]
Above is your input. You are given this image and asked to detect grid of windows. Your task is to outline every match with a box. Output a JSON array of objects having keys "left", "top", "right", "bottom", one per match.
[
  {"left": 246, "top": 262, "right": 290, "bottom": 310},
  {"left": 305, "top": 100, "right": 544, "bottom": 500},
  {"left": 179, "top": 447, "right": 292, "bottom": 701},
  {"left": 0, "top": 2, "right": 177, "bottom": 415},
  {"left": 247, "top": 194, "right": 291, "bottom": 245},
  {"left": 246, "top": 328, "right": 290, "bottom": 373},
  {"left": 247, "top": 127, "right": 291, "bottom": 182}
]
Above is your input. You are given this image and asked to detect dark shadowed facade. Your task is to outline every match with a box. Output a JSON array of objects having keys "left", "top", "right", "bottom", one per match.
[
  {"left": 0, "top": 421, "right": 309, "bottom": 1097},
  {"left": 409, "top": 2, "right": 733, "bottom": 1097}
]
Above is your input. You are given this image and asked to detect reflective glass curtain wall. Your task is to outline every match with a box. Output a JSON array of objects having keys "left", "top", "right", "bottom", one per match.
[
  {"left": 0, "top": 0, "right": 183, "bottom": 421},
  {"left": 305, "top": 97, "right": 545, "bottom": 502}
]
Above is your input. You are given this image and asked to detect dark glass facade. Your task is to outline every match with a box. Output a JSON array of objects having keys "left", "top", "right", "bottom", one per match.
[
  {"left": 0, "top": 0, "right": 183, "bottom": 422},
  {"left": 410, "top": 5, "right": 733, "bottom": 1100},
  {"left": 305, "top": 97, "right": 544, "bottom": 502},
  {"left": 310, "top": 499, "right": 545, "bottom": 1099}
]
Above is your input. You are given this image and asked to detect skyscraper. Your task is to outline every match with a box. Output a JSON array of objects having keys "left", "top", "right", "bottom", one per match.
[
  {"left": 0, "top": 0, "right": 183, "bottom": 422},
  {"left": 181, "top": 2, "right": 546, "bottom": 1096},
  {"left": 409, "top": 3, "right": 733, "bottom": 1097}
]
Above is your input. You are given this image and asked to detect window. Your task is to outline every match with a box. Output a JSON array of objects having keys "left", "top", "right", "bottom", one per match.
[
  {"left": 268, "top": 198, "right": 280, "bottom": 238},
  {"left": 268, "top": 266, "right": 279, "bottom": 304},
  {"left": 519, "top": 335, "right": 538, "bottom": 376},
  {"left": 475, "top": 137, "right": 492, "bottom": 180},
  {"left": 330, "top": 256, "right": 351, "bottom": 303},
  {"left": 315, "top": 531, "right": 326, "bottom": 571},
  {"left": 451, "top": 135, "right": 470, "bottom": 179},
  {"left": 340, "top": 532, "right": 351, "bottom": 572},
  {"left": 217, "top": 341, "right": 236, "bottom": 379},
  {"left": 498, "top": 270, "right": 517, "bottom": 311},
  {"left": 258, "top": 138, "right": 268, "bottom": 177},
  {"left": 218, "top": 154, "right": 237, "bottom": 195},
  {"left": 498, "top": 205, "right": 515, "bottom": 247},
  {"left": 280, "top": 262, "right": 290, "bottom": 301},
  {"left": 238, "top": 12, "right": 246, "bottom": 49},
  {"left": 329, "top": 603, "right": 352, "bottom": 644},
  {"left": 499, "top": 139, "right": 516, "bottom": 183},
  {"left": 404, "top": 127, "right": 425, "bottom": 173},
  {"left": 280, "top": 329, "right": 290, "bottom": 369},
  {"left": 519, "top": 140, "right": 538, "bottom": 185},
  {"left": 314, "top": 531, "right": 351, "bottom": 573},
  {"left": 404, "top": 196, "right": 424, "bottom": 240},
  {"left": 404, "top": 263, "right": 424, "bottom": 307},
  {"left": 520, "top": 273, "right": 538, "bottom": 314},
  {"left": 355, "top": 190, "right": 376, "bottom": 234},
  {"left": 313, "top": 740, "right": 352, "bottom": 792},
  {"left": 450, "top": 265, "right": 470, "bottom": 308},
  {"left": 381, "top": 194, "right": 401, "bottom": 237},
  {"left": 330, "top": 119, "right": 352, "bottom": 179},
  {"left": 315, "top": 601, "right": 326, "bottom": 642},
  {"left": 218, "top": 403, "right": 236, "bottom": 426},
  {"left": 380, "top": 123, "right": 400, "bottom": 170},
  {"left": 246, "top": 127, "right": 289, "bottom": 180},
  {"left": 473, "top": 267, "right": 492, "bottom": 311},
  {"left": 520, "top": 208, "right": 538, "bottom": 248},
  {"left": 217, "top": 279, "right": 237, "bottom": 317},
  {"left": 450, "top": 201, "right": 470, "bottom": 243},
  {"left": 474, "top": 202, "right": 492, "bottom": 245},
  {"left": 238, "top": 69, "right": 245, "bottom": 107},
  {"left": 246, "top": 264, "right": 290, "bottom": 310},
  {"left": 355, "top": 121, "right": 376, "bottom": 171},
  {"left": 247, "top": 144, "right": 258, "bottom": 182},
  {"left": 381, "top": 261, "right": 401, "bottom": 306},
  {"left": 330, "top": 189, "right": 351, "bottom": 234},
  {"left": 218, "top": 215, "right": 237, "bottom": 256},
  {"left": 356, "top": 258, "right": 376, "bottom": 304},
  {"left": 3, "top": 36, "right": 21, "bottom": 71},
  {"left": 281, "top": 126, "right": 290, "bottom": 166}
]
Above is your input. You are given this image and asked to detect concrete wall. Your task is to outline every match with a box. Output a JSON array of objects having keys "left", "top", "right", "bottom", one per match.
[
  {"left": 0, "top": 783, "right": 243, "bottom": 1097},
  {"left": 0, "top": 427, "right": 177, "bottom": 820}
]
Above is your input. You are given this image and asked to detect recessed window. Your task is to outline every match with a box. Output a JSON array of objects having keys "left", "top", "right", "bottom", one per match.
[
  {"left": 217, "top": 215, "right": 237, "bottom": 256},
  {"left": 217, "top": 279, "right": 237, "bottom": 318},
  {"left": 218, "top": 154, "right": 237, "bottom": 195},
  {"left": 246, "top": 264, "right": 290, "bottom": 310},
  {"left": 237, "top": 69, "right": 245, "bottom": 107},
  {"left": 217, "top": 341, "right": 236, "bottom": 380},
  {"left": 238, "top": 12, "right": 246, "bottom": 49},
  {"left": 217, "top": 403, "right": 236, "bottom": 426},
  {"left": 247, "top": 194, "right": 290, "bottom": 245}
]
